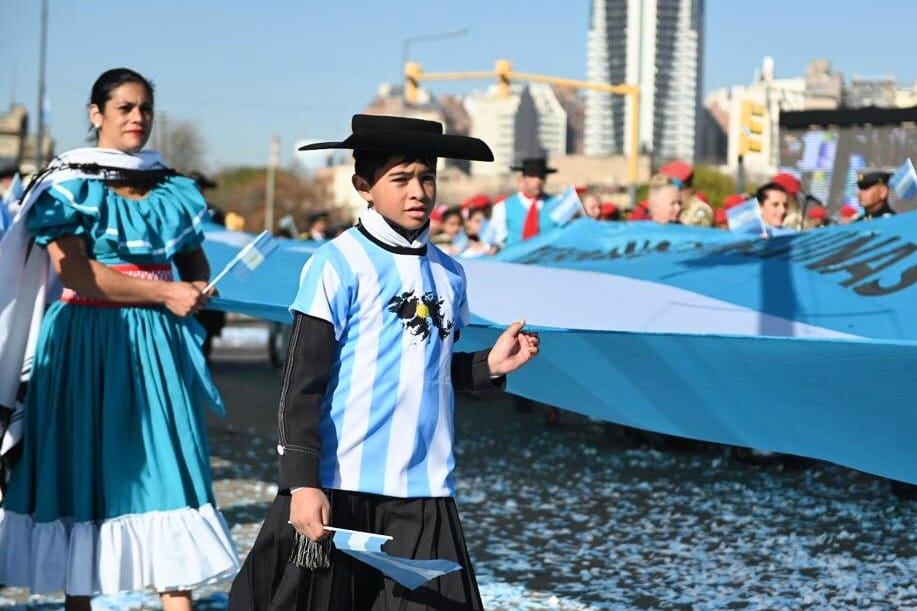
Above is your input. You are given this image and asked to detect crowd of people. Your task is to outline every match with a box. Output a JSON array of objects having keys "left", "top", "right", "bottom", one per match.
[{"left": 230, "top": 155, "right": 901, "bottom": 259}]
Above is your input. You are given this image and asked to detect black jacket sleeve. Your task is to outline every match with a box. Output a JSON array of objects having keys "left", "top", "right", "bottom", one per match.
[
  {"left": 451, "top": 349, "right": 506, "bottom": 392},
  {"left": 276, "top": 312, "right": 336, "bottom": 491}
]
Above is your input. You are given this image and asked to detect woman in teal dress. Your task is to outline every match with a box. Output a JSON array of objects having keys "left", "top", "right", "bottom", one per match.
[{"left": 0, "top": 69, "right": 238, "bottom": 609}]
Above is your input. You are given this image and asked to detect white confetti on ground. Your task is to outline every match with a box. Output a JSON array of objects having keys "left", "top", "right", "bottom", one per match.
[{"left": 4, "top": 359, "right": 917, "bottom": 610}]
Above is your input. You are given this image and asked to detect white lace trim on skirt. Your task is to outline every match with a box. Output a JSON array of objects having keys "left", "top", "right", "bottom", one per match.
[{"left": 0, "top": 503, "right": 239, "bottom": 595}]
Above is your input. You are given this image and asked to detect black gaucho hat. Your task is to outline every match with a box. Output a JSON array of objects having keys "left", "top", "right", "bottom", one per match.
[
  {"left": 297, "top": 114, "right": 493, "bottom": 162},
  {"left": 511, "top": 157, "right": 557, "bottom": 175},
  {"left": 856, "top": 169, "right": 892, "bottom": 190}
]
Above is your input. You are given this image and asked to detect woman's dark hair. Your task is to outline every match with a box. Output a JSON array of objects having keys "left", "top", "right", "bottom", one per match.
[
  {"left": 755, "top": 181, "right": 787, "bottom": 204},
  {"left": 441, "top": 207, "right": 462, "bottom": 224},
  {"left": 88, "top": 68, "right": 155, "bottom": 139},
  {"left": 353, "top": 150, "right": 436, "bottom": 186}
]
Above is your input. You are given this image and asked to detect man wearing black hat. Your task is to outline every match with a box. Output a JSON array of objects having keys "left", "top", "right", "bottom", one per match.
[
  {"left": 856, "top": 169, "right": 896, "bottom": 221},
  {"left": 230, "top": 114, "right": 541, "bottom": 611},
  {"left": 490, "top": 156, "right": 559, "bottom": 249}
]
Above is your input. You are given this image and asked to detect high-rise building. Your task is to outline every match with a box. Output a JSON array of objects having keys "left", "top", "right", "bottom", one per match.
[
  {"left": 584, "top": 0, "right": 704, "bottom": 162},
  {"left": 463, "top": 83, "right": 567, "bottom": 177}
]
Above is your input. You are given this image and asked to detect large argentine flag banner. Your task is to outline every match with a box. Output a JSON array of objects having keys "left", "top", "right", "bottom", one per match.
[{"left": 203, "top": 214, "right": 917, "bottom": 484}]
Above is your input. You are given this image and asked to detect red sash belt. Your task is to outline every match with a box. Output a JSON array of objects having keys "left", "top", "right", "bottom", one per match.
[{"left": 61, "top": 263, "right": 172, "bottom": 307}]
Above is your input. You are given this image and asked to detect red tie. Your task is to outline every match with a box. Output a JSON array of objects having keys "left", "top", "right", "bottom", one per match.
[{"left": 522, "top": 196, "right": 540, "bottom": 240}]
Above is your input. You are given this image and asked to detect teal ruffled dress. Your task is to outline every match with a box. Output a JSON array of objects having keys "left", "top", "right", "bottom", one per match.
[{"left": 0, "top": 176, "right": 239, "bottom": 595}]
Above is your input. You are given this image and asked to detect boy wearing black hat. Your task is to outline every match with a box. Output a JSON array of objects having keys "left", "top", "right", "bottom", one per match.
[
  {"left": 856, "top": 169, "right": 896, "bottom": 220},
  {"left": 490, "top": 156, "right": 559, "bottom": 249},
  {"left": 230, "top": 115, "right": 540, "bottom": 611}
]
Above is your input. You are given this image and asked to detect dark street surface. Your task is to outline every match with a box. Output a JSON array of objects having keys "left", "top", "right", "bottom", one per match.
[{"left": 4, "top": 325, "right": 917, "bottom": 609}]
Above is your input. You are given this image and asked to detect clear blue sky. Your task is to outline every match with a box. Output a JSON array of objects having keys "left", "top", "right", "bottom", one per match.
[{"left": 1, "top": 0, "right": 914, "bottom": 169}]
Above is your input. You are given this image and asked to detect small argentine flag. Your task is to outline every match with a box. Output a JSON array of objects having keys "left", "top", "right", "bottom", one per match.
[
  {"left": 0, "top": 173, "right": 24, "bottom": 235},
  {"left": 3, "top": 173, "right": 24, "bottom": 211},
  {"left": 890, "top": 158, "right": 917, "bottom": 200},
  {"left": 547, "top": 185, "right": 584, "bottom": 226},
  {"left": 205, "top": 230, "right": 279, "bottom": 293},
  {"left": 726, "top": 198, "right": 766, "bottom": 235},
  {"left": 328, "top": 526, "right": 463, "bottom": 591}
]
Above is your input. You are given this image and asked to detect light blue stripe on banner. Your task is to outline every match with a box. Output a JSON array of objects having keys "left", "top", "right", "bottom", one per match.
[
  {"left": 458, "top": 323, "right": 917, "bottom": 485},
  {"left": 406, "top": 256, "right": 443, "bottom": 497},
  {"left": 356, "top": 237, "right": 402, "bottom": 494}
]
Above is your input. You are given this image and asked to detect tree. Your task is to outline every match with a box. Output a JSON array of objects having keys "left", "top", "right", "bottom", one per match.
[
  {"left": 693, "top": 165, "right": 739, "bottom": 208},
  {"left": 157, "top": 117, "right": 206, "bottom": 173},
  {"left": 206, "top": 166, "right": 339, "bottom": 233}
]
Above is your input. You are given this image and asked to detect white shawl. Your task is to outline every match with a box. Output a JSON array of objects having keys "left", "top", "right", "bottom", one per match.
[{"left": 0, "top": 148, "right": 166, "bottom": 456}]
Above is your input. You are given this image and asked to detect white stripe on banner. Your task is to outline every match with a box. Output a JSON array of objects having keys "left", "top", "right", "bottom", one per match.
[{"left": 462, "top": 260, "right": 858, "bottom": 339}]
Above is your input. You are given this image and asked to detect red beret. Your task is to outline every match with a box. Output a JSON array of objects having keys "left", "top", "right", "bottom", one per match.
[
  {"left": 461, "top": 194, "right": 492, "bottom": 210},
  {"left": 659, "top": 160, "right": 694, "bottom": 184},
  {"left": 840, "top": 204, "right": 860, "bottom": 219},
  {"left": 629, "top": 201, "right": 650, "bottom": 220},
  {"left": 771, "top": 173, "right": 802, "bottom": 196},
  {"left": 806, "top": 206, "right": 827, "bottom": 220},
  {"left": 430, "top": 204, "right": 448, "bottom": 221},
  {"left": 714, "top": 208, "right": 728, "bottom": 225},
  {"left": 722, "top": 194, "right": 746, "bottom": 209},
  {"left": 600, "top": 202, "right": 618, "bottom": 219}
]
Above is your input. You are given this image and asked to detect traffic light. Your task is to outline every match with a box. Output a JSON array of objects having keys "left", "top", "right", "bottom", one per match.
[
  {"left": 738, "top": 100, "right": 766, "bottom": 155},
  {"left": 404, "top": 62, "right": 423, "bottom": 104},
  {"left": 495, "top": 59, "right": 512, "bottom": 98}
]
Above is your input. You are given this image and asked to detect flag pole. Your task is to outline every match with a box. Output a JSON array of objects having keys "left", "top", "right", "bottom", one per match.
[
  {"left": 34, "top": 0, "right": 48, "bottom": 169},
  {"left": 204, "top": 231, "right": 270, "bottom": 293}
]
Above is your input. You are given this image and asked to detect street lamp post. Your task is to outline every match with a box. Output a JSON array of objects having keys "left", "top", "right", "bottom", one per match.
[
  {"left": 265, "top": 135, "right": 280, "bottom": 232},
  {"left": 35, "top": 0, "right": 48, "bottom": 169},
  {"left": 401, "top": 28, "right": 469, "bottom": 79}
]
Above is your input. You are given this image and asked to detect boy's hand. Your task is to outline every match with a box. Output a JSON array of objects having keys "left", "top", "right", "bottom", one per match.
[
  {"left": 289, "top": 487, "right": 330, "bottom": 541},
  {"left": 487, "top": 320, "right": 540, "bottom": 377}
]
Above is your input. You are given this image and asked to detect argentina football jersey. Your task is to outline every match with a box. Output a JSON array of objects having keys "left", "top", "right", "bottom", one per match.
[{"left": 289, "top": 213, "right": 470, "bottom": 498}]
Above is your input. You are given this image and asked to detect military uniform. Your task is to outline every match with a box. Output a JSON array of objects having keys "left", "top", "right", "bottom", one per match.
[{"left": 856, "top": 170, "right": 896, "bottom": 221}]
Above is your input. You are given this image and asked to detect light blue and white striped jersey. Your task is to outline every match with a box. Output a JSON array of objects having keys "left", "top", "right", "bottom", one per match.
[{"left": 289, "top": 213, "right": 470, "bottom": 498}]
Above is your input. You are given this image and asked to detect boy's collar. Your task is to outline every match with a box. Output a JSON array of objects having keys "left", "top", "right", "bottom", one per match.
[{"left": 358, "top": 206, "right": 429, "bottom": 255}]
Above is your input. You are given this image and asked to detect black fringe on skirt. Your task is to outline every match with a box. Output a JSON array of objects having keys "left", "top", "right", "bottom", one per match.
[{"left": 229, "top": 489, "right": 484, "bottom": 611}]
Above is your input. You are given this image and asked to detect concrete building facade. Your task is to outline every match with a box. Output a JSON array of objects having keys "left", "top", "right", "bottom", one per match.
[
  {"left": 584, "top": 0, "right": 704, "bottom": 162},
  {"left": 463, "top": 83, "right": 567, "bottom": 177}
]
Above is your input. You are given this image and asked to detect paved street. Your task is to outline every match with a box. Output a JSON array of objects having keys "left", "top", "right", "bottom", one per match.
[{"left": 4, "top": 325, "right": 917, "bottom": 609}]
